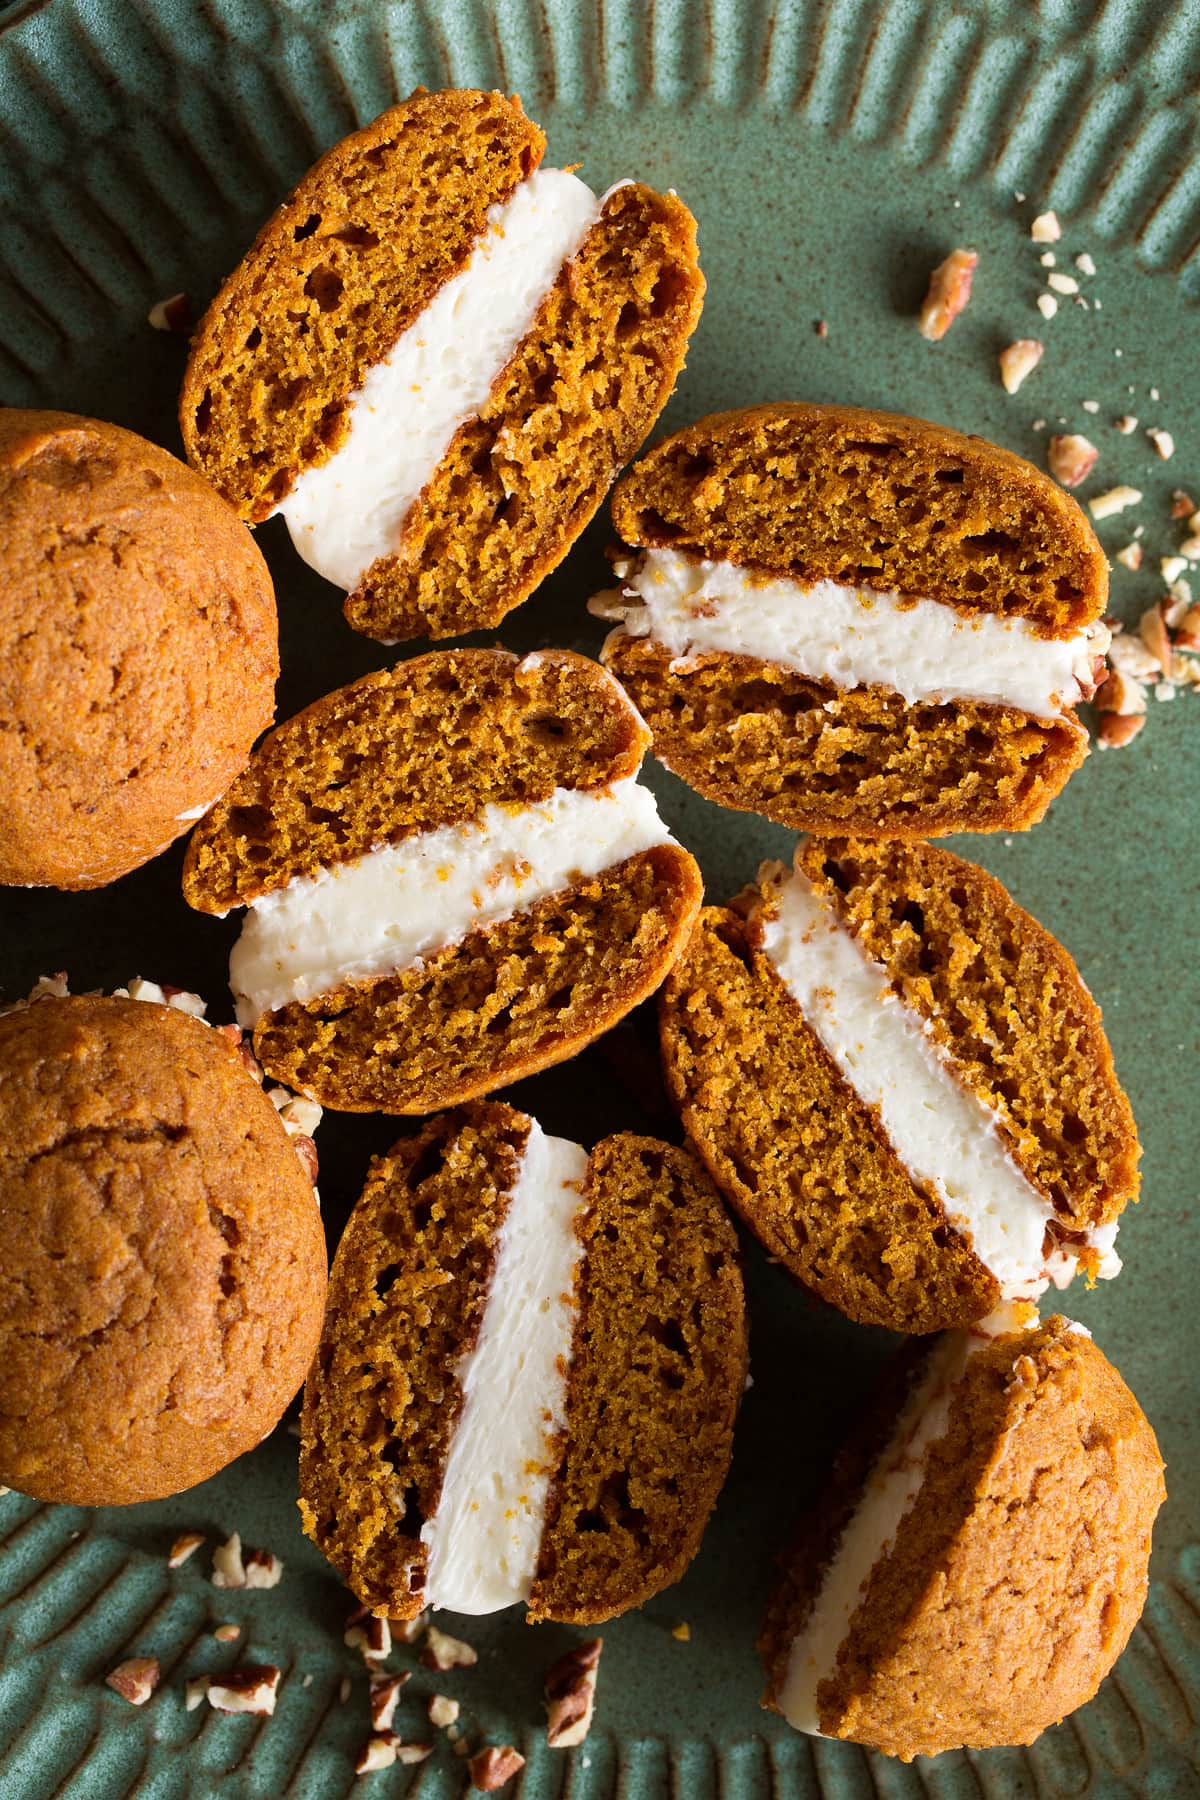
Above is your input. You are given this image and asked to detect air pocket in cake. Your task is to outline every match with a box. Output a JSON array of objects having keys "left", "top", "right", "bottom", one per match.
[
  {"left": 181, "top": 87, "right": 704, "bottom": 644},
  {"left": 183, "top": 648, "right": 702, "bottom": 1112},
  {"left": 596, "top": 402, "right": 1109, "bottom": 836},
  {"left": 298, "top": 1101, "right": 747, "bottom": 1622},
  {"left": 760, "top": 1307, "right": 1165, "bottom": 1758},
  {"left": 659, "top": 836, "right": 1139, "bottom": 1332}
]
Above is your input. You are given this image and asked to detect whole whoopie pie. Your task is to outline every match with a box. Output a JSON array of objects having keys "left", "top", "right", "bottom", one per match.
[
  {"left": 0, "top": 408, "right": 277, "bottom": 889},
  {"left": 0, "top": 994, "right": 327, "bottom": 1505}
]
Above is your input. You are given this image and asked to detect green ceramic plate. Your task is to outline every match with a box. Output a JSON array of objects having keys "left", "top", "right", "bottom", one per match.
[{"left": 0, "top": 1, "right": 1197, "bottom": 1794}]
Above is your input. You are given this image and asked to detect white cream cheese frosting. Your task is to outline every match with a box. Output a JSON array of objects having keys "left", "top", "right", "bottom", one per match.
[
  {"left": 276, "top": 168, "right": 602, "bottom": 593},
  {"left": 593, "top": 547, "right": 1108, "bottom": 720},
  {"left": 229, "top": 775, "right": 673, "bottom": 1026},
  {"left": 752, "top": 854, "right": 1120, "bottom": 1299},
  {"left": 420, "top": 1118, "right": 590, "bottom": 1613}
]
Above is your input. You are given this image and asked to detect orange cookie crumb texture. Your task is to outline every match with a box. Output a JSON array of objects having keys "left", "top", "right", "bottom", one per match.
[
  {"left": 183, "top": 648, "right": 702, "bottom": 1113},
  {"left": 659, "top": 835, "right": 1139, "bottom": 1334},
  {"left": 181, "top": 87, "right": 703, "bottom": 643},
  {"left": 760, "top": 1317, "right": 1165, "bottom": 1759},
  {"left": 0, "top": 996, "right": 326, "bottom": 1505},
  {"left": 0, "top": 408, "right": 277, "bottom": 890},
  {"left": 298, "top": 1103, "right": 746, "bottom": 1622},
  {"left": 600, "top": 401, "right": 1107, "bottom": 837}
]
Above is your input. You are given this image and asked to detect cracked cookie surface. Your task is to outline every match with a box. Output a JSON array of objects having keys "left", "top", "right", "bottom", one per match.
[{"left": 0, "top": 995, "right": 326, "bottom": 1504}]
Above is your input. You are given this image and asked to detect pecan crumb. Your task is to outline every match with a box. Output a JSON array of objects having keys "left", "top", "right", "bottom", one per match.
[
  {"left": 185, "top": 1676, "right": 209, "bottom": 1713},
  {"left": 345, "top": 1607, "right": 391, "bottom": 1664},
  {"left": 105, "top": 1657, "right": 159, "bottom": 1705},
  {"left": 1089, "top": 485, "right": 1142, "bottom": 520},
  {"left": 243, "top": 1548, "right": 284, "bottom": 1589},
  {"left": 917, "top": 247, "right": 977, "bottom": 342},
  {"left": 147, "top": 291, "right": 191, "bottom": 333},
  {"left": 1047, "top": 434, "right": 1098, "bottom": 488},
  {"left": 421, "top": 1624, "right": 477, "bottom": 1670},
  {"left": 355, "top": 1732, "right": 433, "bottom": 1775},
  {"left": 1147, "top": 427, "right": 1175, "bottom": 461},
  {"left": 213, "top": 1623, "right": 240, "bottom": 1643},
  {"left": 369, "top": 1671, "right": 409, "bottom": 1732},
  {"left": 207, "top": 1665, "right": 281, "bottom": 1715},
  {"left": 545, "top": 1638, "right": 602, "bottom": 1749},
  {"left": 468, "top": 1745, "right": 526, "bottom": 1791},
  {"left": 429, "top": 1692, "right": 460, "bottom": 1728},
  {"left": 1036, "top": 293, "right": 1058, "bottom": 320},
  {"left": 210, "top": 1531, "right": 246, "bottom": 1589},
  {"left": 672, "top": 1622, "right": 692, "bottom": 1642},
  {"left": 167, "top": 1531, "right": 205, "bottom": 1569},
  {"left": 813, "top": 318, "right": 828, "bottom": 338},
  {"left": 1097, "top": 712, "right": 1146, "bottom": 748},
  {"left": 998, "top": 338, "right": 1043, "bottom": 395},
  {"left": 1114, "top": 414, "right": 1138, "bottom": 434},
  {"left": 1030, "top": 211, "right": 1062, "bottom": 242},
  {"left": 1114, "top": 542, "right": 1142, "bottom": 571}
]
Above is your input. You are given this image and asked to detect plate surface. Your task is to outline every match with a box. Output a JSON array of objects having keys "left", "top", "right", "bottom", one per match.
[{"left": 0, "top": 1, "right": 1198, "bottom": 1794}]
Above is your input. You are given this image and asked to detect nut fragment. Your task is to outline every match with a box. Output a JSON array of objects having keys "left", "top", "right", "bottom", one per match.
[
  {"left": 421, "top": 1624, "right": 477, "bottom": 1671},
  {"left": 1114, "top": 542, "right": 1143, "bottom": 571},
  {"left": 105, "top": 1657, "right": 159, "bottom": 1705},
  {"left": 1030, "top": 210, "right": 1062, "bottom": 242},
  {"left": 1097, "top": 713, "right": 1146, "bottom": 748},
  {"left": 1171, "top": 490, "right": 1198, "bottom": 519},
  {"left": 1139, "top": 603, "right": 1174, "bottom": 677},
  {"left": 429, "top": 1693, "right": 460, "bottom": 1728},
  {"left": 210, "top": 1532, "right": 246, "bottom": 1589},
  {"left": 1047, "top": 434, "right": 1098, "bottom": 488},
  {"left": 1175, "top": 605, "right": 1200, "bottom": 651},
  {"left": 213, "top": 1623, "right": 241, "bottom": 1643},
  {"left": 345, "top": 1608, "right": 391, "bottom": 1665},
  {"left": 355, "top": 1733, "right": 433, "bottom": 1775},
  {"left": 544, "top": 1638, "right": 602, "bottom": 1749},
  {"left": 185, "top": 1677, "right": 209, "bottom": 1712},
  {"left": 468, "top": 1746, "right": 527, "bottom": 1791},
  {"left": 917, "top": 247, "right": 978, "bottom": 342},
  {"left": 1161, "top": 555, "right": 1189, "bottom": 585},
  {"left": 147, "top": 291, "right": 191, "bottom": 333},
  {"left": 1075, "top": 251, "right": 1097, "bottom": 275},
  {"left": 1147, "top": 427, "right": 1175, "bottom": 460},
  {"left": 167, "top": 1531, "right": 206, "bottom": 1569},
  {"left": 207, "top": 1665, "right": 281, "bottom": 1715},
  {"left": 1089, "top": 485, "right": 1142, "bottom": 520},
  {"left": 391, "top": 1611, "right": 428, "bottom": 1644},
  {"left": 1036, "top": 293, "right": 1058, "bottom": 320},
  {"left": 243, "top": 1548, "right": 284, "bottom": 1589},
  {"left": 1096, "top": 668, "right": 1146, "bottom": 717},
  {"left": 998, "top": 338, "right": 1043, "bottom": 395},
  {"left": 1047, "top": 271, "right": 1078, "bottom": 295},
  {"left": 369, "top": 1671, "right": 409, "bottom": 1733},
  {"left": 1114, "top": 415, "right": 1138, "bottom": 434}
]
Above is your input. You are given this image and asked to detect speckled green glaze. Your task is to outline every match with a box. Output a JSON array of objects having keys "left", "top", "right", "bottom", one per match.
[{"left": 0, "top": 2, "right": 1196, "bottom": 1794}]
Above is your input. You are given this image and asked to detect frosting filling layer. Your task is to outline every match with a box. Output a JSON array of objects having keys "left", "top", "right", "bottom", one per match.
[
  {"left": 751, "top": 854, "right": 1119, "bottom": 1299},
  {"left": 779, "top": 1304, "right": 1042, "bottom": 1734},
  {"left": 421, "top": 1119, "right": 590, "bottom": 1613},
  {"left": 594, "top": 548, "right": 1108, "bottom": 720},
  {"left": 276, "top": 168, "right": 602, "bottom": 593},
  {"left": 229, "top": 776, "right": 674, "bottom": 1026}
]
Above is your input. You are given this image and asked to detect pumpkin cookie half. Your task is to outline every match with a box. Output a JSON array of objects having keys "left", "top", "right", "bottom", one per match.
[
  {"left": 299, "top": 1101, "right": 746, "bottom": 1622},
  {"left": 760, "top": 1308, "right": 1164, "bottom": 1759},
  {"left": 181, "top": 87, "right": 703, "bottom": 643},
  {"left": 659, "top": 836, "right": 1139, "bottom": 1333},
  {"left": 595, "top": 402, "right": 1108, "bottom": 836},
  {"left": 183, "top": 648, "right": 702, "bottom": 1112}
]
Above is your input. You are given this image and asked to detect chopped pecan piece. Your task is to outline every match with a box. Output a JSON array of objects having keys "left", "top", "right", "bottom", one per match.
[
  {"left": 998, "top": 338, "right": 1043, "bottom": 395},
  {"left": 421, "top": 1624, "right": 477, "bottom": 1670},
  {"left": 105, "top": 1657, "right": 159, "bottom": 1705},
  {"left": 917, "top": 247, "right": 978, "bottom": 342},
  {"left": 369, "top": 1671, "right": 409, "bottom": 1733},
  {"left": 1047, "top": 434, "right": 1098, "bottom": 488},
  {"left": 207, "top": 1665, "right": 281, "bottom": 1715},
  {"left": 545, "top": 1638, "right": 602, "bottom": 1749},
  {"left": 468, "top": 1745, "right": 526, "bottom": 1791},
  {"left": 167, "top": 1531, "right": 205, "bottom": 1569},
  {"left": 1097, "top": 713, "right": 1146, "bottom": 748}
]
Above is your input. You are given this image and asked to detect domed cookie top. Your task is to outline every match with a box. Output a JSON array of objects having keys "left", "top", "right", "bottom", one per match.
[
  {"left": 760, "top": 1308, "right": 1165, "bottom": 1758},
  {"left": 299, "top": 1101, "right": 747, "bottom": 1622},
  {"left": 184, "top": 648, "right": 702, "bottom": 1112},
  {"left": 660, "top": 835, "right": 1139, "bottom": 1333},
  {"left": 595, "top": 402, "right": 1109, "bottom": 837},
  {"left": 181, "top": 87, "right": 704, "bottom": 644},
  {"left": 0, "top": 408, "right": 277, "bottom": 889},
  {"left": 0, "top": 992, "right": 325, "bottom": 1505}
]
